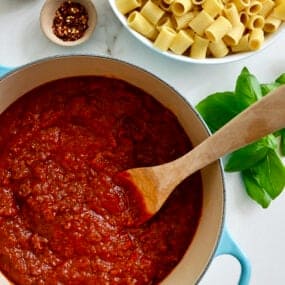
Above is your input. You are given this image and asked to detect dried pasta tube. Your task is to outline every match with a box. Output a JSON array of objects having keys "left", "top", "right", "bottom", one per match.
[
  {"left": 259, "top": 0, "right": 275, "bottom": 17},
  {"left": 240, "top": 11, "right": 249, "bottom": 26},
  {"left": 154, "top": 26, "right": 177, "bottom": 51},
  {"left": 231, "top": 33, "right": 250, "bottom": 52},
  {"left": 223, "top": 22, "right": 245, "bottom": 46},
  {"left": 159, "top": 1, "right": 171, "bottom": 11},
  {"left": 205, "top": 16, "right": 232, "bottom": 42},
  {"left": 202, "top": 0, "right": 224, "bottom": 18},
  {"left": 170, "top": 29, "right": 194, "bottom": 54},
  {"left": 171, "top": 0, "right": 193, "bottom": 16},
  {"left": 272, "top": 2, "right": 285, "bottom": 20},
  {"left": 246, "top": 1, "right": 262, "bottom": 15},
  {"left": 209, "top": 40, "right": 229, "bottom": 57},
  {"left": 127, "top": 11, "right": 158, "bottom": 39},
  {"left": 249, "top": 28, "right": 264, "bottom": 50},
  {"left": 247, "top": 15, "right": 265, "bottom": 30},
  {"left": 189, "top": 10, "right": 214, "bottom": 36},
  {"left": 116, "top": 0, "right": 142, "bottom": 14},
  {"left": 264, "top": 13, "right": 282, "bottom": 33},
  {"left": 190, "top": 34, "right": 209, "bottom": 59},
  {"left": 223, "top": 3, "right": 240, "bottom": 26},
  {"left": 232, "top": 0, "right": 250, "bottom": 11},
  {"left": 173, "top": 11, "right": 196, "bottom": 30},
  {"left": 192, "top": 0, "right": 205, "bottom": 4},
  {"left": 157, "top": 15, "right": 175, "bottom": 30},
  {"left": 164, "top": 0, "right": 175, "bottom": 4},
  {"left": 141, "top": 0, "right": 165, "bottom": 25}
]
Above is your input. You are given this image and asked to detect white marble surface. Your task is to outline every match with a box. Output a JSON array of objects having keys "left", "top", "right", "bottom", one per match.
[{"left": 1, "top": 1, "right": 285, "bottom": 284}]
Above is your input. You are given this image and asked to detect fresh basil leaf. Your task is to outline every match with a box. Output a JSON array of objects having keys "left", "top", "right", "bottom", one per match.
[
  {"left": 196, "top": 67, "right": 285, "bottom": 209},
  {"left": 242, "top": 169, "right": 272, "bottom": 208},
  {"left": 225, "top": 135, "right": 277, "bottom": 172},
  {"left": 252, "top": 150, "right": 285, "bottom": 199},
  {"left": 279, "top": 129, "right": 285, "bottom": 156},
  {"left": 235, "top": 67, "right": 262, "bottom": 107},
  {"left": 275, "top": 73, "right": 285, "bottom": 84},
  {"left": 261, "top": 82, "right": 280, "bottom": 96},
  {"left": 196, "top": 91, "right": 243, "bottom": 133}
]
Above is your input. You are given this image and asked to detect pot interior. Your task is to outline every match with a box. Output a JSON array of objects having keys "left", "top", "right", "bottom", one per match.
[{"left": 0, "top": 56, "right": 224, "bottom": 284}]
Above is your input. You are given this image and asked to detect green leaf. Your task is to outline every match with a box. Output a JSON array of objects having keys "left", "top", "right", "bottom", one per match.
[
  {"left": 275, "top": 73, "right": 285, "bottom": 84},
  {"left": 252, "top": 150, "right": 285, "bottom": 199},
  {"left": 279, "top": 129, "right": 285, "bottom": 156},
  {"left": 260, "top": 73, "right": 285, "bottom": 95},
  {"left": 235, "top": 67, "right": 263, "bottom": 107},
  {"left": 242, "top": 150, "right": 285, "bottom": 208},
  {"left": 195, "top": 67, "right": 285, "bottom": 209},
  {"left": 225, "top": 135, "right": 277, "bottom": 172},
  {"left": 261, "top": 82, "right": 280, "bottom": 96},
  {"left": 196, "top": 91, "right": 242, "bottom": 133},
  {"left": 242, "top": 169, "right": 272, "bottom": 208}
]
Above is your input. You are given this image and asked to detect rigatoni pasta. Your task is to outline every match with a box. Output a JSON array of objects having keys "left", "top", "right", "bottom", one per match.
[
  {"left": 141, "top": 0, "right": 165, "bottom": 25},
  {"left": 233, "top": 0, "right": 250, "bottom": 11},
  {"left": 189, "top": 10, "right": 214, "bottom": 35},
  {"left": 116, "top": 0, "right": 285, "bottom": 60},
  {"left": 249, "top": 28, "right": 264, "bottom": 50},
  {"left": 154, "top": 26, "right": 177, "bottom": 50},
  {"left": 209, "top": 39, "right": 229, "bottom": 57},
  {"left": 259, "top": 0, "right": 275, "bottom": 17},
  {"left": 205, "top": 15, "right": 232, "bottom": 42},
  {"left": 202, "top": 0, "right": 224, "bottom": 18},
  {"left": 223, "top": 22, "right": 244, "bottom": 45},
  {"left": 173, "top": 11, "right": 196, "bottom": 29},
  {"left": 223, "top": 3, "right": 240, "bottom": 26},
  {"left": 190, "top": 34, "right": 209, "bottom": 58},
  {"left": 127, "top": 11, "right": 157, "bottom": 39},
  {"left": 170, "top": 29, "right": 194, "bottom": 54},
  {"left": 116, "top": 0, "right": 142, "bottom": 14},
  {"left": 264, "top": 13, "right": 282, "bottom": 32},
  {"left": 171, "top": 0, "right": 193, "bottom": 16},
  {"left": 273, "top": 2, "right": 285, "bottom": 21},
  {"left": 246, "top": 1, "right": 262, "bottom": 16},
  {"left": 247, "top": 14, "right": 265, "bottom": 29}
]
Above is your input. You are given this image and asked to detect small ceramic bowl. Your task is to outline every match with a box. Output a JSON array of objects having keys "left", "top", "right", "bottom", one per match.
[
  {"left": 108, "top": 0, "right": 285, "bottom": 64},
  {"left": 40, "top": 0, "right": 97, "bottom": 47}
]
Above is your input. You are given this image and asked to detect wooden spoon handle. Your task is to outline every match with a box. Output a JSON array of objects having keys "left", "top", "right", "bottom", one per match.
[{"left": 160, "top": 85, "right": 285, "bottom": 187}]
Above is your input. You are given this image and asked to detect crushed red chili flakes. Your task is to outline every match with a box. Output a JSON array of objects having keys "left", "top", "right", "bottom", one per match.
[{"left": 52, "top": 1, "right": 89, "bottom": 41}]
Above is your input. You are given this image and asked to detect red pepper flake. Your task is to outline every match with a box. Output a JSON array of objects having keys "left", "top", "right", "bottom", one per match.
[{"left": 52, "top": 1, "right": 89, "bottom": 41}]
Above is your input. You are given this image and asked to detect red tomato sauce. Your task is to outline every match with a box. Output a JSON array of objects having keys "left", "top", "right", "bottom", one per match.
[{"left": 0, "top": 76, "right": 202, "bottom": 285}]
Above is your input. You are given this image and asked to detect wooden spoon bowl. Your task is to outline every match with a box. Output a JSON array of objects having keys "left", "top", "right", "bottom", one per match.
[{"left": 120, "top": 85, "right": 285, "bottom": 224}]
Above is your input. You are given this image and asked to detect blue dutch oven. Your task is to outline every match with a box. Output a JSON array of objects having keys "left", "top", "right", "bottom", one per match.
[{"left": 0, "top": 56, "right": 250, "bottom": 284}]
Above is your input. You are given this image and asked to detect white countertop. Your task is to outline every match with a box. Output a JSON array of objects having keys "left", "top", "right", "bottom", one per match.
[{"left": 1, "top": 1, "right": 285, "bottom": 284}]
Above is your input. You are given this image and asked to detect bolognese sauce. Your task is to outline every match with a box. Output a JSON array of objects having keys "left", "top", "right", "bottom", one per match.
[{"left": 0, "top": 76, "right": 202, "bottom": 285}]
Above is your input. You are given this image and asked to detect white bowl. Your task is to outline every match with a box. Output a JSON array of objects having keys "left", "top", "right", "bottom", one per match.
[{"left": 108, "top": 0, "right": 285, "bottom": 64}]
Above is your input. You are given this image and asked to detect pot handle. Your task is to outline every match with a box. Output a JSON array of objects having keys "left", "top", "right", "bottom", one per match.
[
  {"left": 215, "top": 226, "right": 251, "bottom": 285},
  {"left": 0, "top": 65, "right": 13, "bottom": 78}
]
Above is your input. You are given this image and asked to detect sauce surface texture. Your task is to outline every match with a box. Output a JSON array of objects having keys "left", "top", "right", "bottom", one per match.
[{"left": 0, "top": 77, "right": 202, "bottom": 285}]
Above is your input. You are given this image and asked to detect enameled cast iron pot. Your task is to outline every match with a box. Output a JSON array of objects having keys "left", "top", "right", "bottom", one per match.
[{"left": 0, "top": 56, "right": 251, "bottom": 285}]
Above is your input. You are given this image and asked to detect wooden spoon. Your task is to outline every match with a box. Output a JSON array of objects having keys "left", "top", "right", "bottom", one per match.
[{"left": 118, "top": 85, "right": 285, "bottom": 224}]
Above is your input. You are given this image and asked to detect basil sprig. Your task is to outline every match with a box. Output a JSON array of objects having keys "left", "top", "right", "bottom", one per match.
[{"left": 196, "top": 67, "right": 285, "bottom": 208}]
